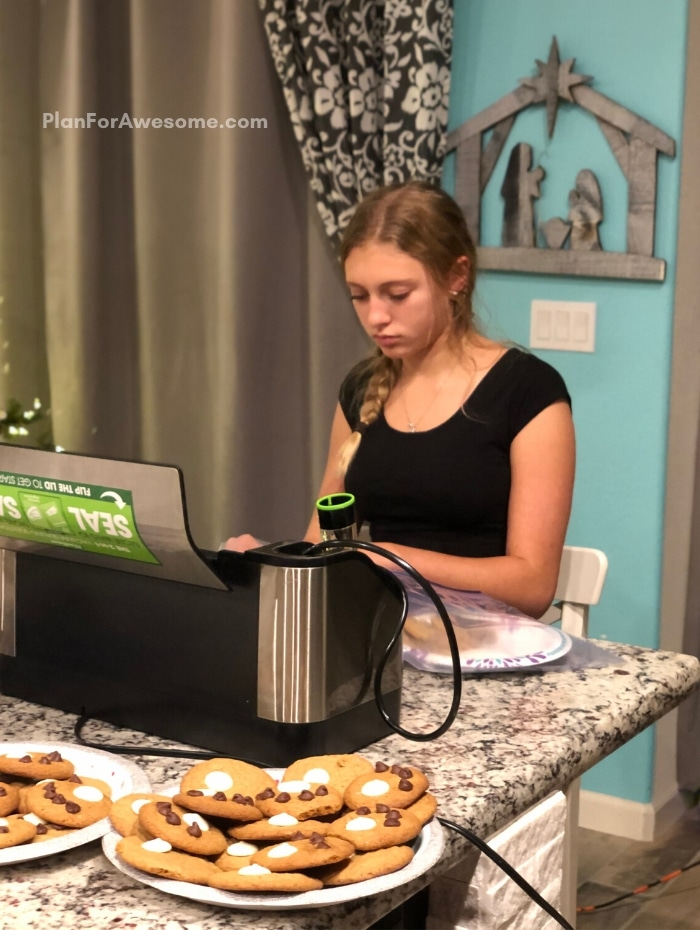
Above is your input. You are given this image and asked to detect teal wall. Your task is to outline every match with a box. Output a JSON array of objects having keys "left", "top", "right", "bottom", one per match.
[{"left": 446, "top": 0, "right": 689, "bottom": 803}]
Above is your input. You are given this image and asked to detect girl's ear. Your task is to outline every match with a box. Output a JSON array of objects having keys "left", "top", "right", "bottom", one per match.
[{"left": 448, "top": 256, "right": 470, "bottom": 295}]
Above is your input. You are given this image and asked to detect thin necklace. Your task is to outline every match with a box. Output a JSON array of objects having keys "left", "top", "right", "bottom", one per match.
[{"left": 399, "top": 361, "right": 460, "bottom": 433}]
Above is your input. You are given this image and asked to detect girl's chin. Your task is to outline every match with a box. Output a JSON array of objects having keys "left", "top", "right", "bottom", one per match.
[
  {"left": 375, "top": 340, "right": 413, "bottom": 357},
  {"left": 378, "top": 342, "right": 435, "bottom": 361}
]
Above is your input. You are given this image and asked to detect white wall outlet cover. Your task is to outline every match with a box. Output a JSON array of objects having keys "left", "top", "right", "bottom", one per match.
[{"left": 530, "top": 300, "right": 596, "bottom": 352}]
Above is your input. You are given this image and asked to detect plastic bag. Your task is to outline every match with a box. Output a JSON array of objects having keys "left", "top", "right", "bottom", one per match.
[{"left": 394, "top": 570, "right": 620, "bottom": 674}]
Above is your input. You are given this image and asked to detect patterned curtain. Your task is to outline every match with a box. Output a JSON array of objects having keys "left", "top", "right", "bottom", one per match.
[{"left": 259, "top": 0, "right": 454, "bottom": 245}]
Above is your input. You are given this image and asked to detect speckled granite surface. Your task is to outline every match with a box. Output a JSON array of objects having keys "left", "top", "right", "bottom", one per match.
[{"left": 1, "top": 641, "right": 698, "bottom": 930}]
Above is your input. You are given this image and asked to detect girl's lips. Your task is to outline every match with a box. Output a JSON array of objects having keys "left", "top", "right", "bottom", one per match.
[{"left": 374, "top": 335, "right": 400, "bottom": 347}]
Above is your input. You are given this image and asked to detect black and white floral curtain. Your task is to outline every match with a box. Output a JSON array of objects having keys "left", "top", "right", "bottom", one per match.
[{"left": 259, "top": 0, "right": 454, "bottom": 245}]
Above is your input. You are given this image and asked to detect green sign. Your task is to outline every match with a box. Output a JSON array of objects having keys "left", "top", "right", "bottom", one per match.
[{"left": 0, "top": 470, "right": 159, "bottom": 564}]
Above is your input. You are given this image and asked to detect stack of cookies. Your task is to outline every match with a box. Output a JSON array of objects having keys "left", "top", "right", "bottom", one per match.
[
  {"left": 112, "top": 753, "right": 438, "bottom": 893},
  {"left": 0, "top": 749, "right": 113, "bottom": 849}
]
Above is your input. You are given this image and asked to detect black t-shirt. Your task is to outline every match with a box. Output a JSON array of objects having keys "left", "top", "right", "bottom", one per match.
[{"left": 338, "top": 348, "right": 571, "bottom": 558}]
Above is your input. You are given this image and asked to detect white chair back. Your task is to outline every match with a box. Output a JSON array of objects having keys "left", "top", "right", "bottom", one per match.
[{"left": 554, "top": 545, "right": 608, "bottom": 638}]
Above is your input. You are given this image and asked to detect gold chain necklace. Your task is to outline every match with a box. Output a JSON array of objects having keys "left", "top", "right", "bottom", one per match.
[{"left": 399, "top": 362, "right": 460, "bottom": 433}]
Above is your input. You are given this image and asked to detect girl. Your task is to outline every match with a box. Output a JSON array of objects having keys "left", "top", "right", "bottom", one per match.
[{"left": 304, "top": 181, "right": 574, "bottom": 618}]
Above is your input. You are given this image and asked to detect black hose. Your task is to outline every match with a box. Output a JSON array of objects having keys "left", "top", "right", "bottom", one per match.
[{"left": 308, "top": 539, "right": 463, "bottom": 740}]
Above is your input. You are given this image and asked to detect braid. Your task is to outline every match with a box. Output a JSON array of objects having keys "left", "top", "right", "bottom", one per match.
[
  {"left": 335, "top": 181, "right": 480, "bottom": 478},
  {"left": 337, "top": 355, "right": 399, "bottom": 476}
]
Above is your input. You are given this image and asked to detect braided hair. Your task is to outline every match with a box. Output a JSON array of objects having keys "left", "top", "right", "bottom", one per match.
[{"left": 337, "top": 181, "right": 479, "bottom": 476}]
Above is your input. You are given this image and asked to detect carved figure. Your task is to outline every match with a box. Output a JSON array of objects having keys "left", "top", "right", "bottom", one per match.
[
  {"left": 540, "top": 217, "right": 571, "bottom": 250},
  {"left": 541, "top": 169, "right": 603, "bottom": 251},
  {"left": 568, "top": 170, "right": 603, "bottom": 251},
  {"left": 500, "top": 143, "right": 545, "bottom": 248}
]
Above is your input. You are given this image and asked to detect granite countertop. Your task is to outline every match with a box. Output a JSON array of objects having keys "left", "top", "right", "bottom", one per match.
[{"left": 1, "top": 640, "right": 698, "bottom": 930}]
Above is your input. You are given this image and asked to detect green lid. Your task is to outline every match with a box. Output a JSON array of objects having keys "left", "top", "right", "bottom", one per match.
[{"left": 316, "top": 492, "right": 356, "bottom": 511}]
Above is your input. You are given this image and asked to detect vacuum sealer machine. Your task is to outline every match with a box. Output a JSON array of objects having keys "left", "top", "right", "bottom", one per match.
[{"left": 0, "top": 446, "right": 404, "bottom": 766}]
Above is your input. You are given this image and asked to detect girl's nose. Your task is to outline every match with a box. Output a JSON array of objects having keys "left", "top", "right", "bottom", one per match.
[{"left": 366, "top": 296, "right": 390, "bottom": 326}]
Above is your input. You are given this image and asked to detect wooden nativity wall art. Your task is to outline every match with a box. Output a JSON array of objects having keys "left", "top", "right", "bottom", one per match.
[{"left": 446, "top": 37, "right": 676, "bottom": 281}]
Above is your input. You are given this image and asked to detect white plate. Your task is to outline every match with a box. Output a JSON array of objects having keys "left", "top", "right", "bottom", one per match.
[
  {"left": 102, "top": 820, "right": 444, "bottom": 910},
  {"left": 403, "top": 615, "right": 573, "bottom": 673},
  {"left": 0, "top": 741, "right": 152, "bottom": 865},
  {"left": 101, "top": 778, "right": 445, "bottom": 910},
  {"left": 393, "top": 569, "right": 573, "bottom": 674}
]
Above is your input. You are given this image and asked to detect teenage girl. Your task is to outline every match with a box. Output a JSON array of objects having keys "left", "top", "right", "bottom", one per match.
[{"left": 229, "top": 181, "right": 574, "bottom": 619}]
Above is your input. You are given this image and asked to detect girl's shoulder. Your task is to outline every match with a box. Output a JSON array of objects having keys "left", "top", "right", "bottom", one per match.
[
  {"left": 468, "top": 346, "right": 571, "bottom": 438},
  {"left": 339, "top": 358, "right": 375, "bottom": 427},
  {"left": 494, "top": 346, "right": 570, "bottom": 394}
]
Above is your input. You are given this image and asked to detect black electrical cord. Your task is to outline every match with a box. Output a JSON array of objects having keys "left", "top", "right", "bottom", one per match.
[
  {"left": 70, "top": 543, "right": 573, "bottom": 927},
  {"left": 577, "top": 858, "right": 699, "bottom": 914},
  {"left": 439, "top": 817, "right": 575, "bottom": 930},
  {"left": 308, "top": 538, "right": 462, "bottom": 741},
  {"left": 75, "top": 539, "right": 461, "bottom": 754},
  {"left": 73, "top": 711, "right": 272, "bottom": 768}
]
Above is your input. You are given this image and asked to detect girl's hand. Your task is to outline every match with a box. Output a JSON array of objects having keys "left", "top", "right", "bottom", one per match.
[{"left": 221, "top": 534, "right": 264, "bottom": 552}]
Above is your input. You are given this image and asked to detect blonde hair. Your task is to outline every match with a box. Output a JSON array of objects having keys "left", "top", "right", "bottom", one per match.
[{"left": 337, "top": 181, "right": 479, "bottom": 476}]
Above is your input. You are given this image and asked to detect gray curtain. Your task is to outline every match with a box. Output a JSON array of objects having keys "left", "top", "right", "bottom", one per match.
[
  {"left": 0, "top": 0, "right": 370, "bottom": 549},
  {"left": 0, "top": 2, "right": 50, "bottom": 429}
]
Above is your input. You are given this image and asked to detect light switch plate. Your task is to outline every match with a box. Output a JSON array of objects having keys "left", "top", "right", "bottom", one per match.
[{"left": 530, "top": 300, "right": 596, "bottom": 352}]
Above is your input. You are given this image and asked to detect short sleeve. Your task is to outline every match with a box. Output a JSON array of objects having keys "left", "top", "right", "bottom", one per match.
[
  {"left": 507, "top": 352, "right": 571, "bottom": 438},
  {"left": 338, "top": 361, "right": 372, "bottom": 428}
]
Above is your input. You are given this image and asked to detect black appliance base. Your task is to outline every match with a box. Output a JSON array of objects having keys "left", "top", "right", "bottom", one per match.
[
  {"left": 1, "top": 550, "right": 403, "bottom": 767},
  {"left": 1, "top": 660, "right": 401, "bottom": 767}
]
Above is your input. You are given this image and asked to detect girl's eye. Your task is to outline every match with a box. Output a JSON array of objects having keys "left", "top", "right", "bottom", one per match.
[
  {"left": 349, "top": 293, "right": 366, "bottom": 302},
  {"left": 389, "top": 292, "right": 409, "bottom": 302}
]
